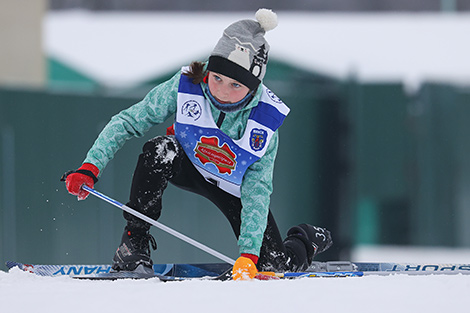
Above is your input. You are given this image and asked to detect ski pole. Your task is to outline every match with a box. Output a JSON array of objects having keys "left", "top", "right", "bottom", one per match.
[{"left": 81, "top": 185, "right": 236, "bottom": 265}]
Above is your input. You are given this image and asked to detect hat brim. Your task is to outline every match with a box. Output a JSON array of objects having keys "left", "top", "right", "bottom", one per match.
[{"left": 207, "top": 56, "right": 261, "bottom": 90}]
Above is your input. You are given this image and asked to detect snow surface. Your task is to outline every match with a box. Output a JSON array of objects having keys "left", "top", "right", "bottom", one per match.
[
  {"left": 3, "top": 245, "right": 470, "bottom": 313},
  {"left": 1, "top": 265, "right": 469, "bottom": 313},
  {"left": 45, "top": 11, "right": 470, "bottom": 89}
]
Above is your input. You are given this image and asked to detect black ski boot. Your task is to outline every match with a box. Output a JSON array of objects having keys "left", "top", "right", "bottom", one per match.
[
  {"left": 112, "top": 226, "right": 157, "bottom": 272},
  {"left": 283, "top": 224, "right": 333, "bottom": 271}
]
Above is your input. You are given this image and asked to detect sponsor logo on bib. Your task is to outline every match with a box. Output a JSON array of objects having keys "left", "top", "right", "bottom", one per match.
[{"left": 195, "top": 136, "right": 236, "bottom": 174}]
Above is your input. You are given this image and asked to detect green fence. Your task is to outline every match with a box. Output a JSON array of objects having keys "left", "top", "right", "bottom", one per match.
[
  {"left": 1, "top": 66, "right": 469, "bottom": 271},
  {"left": 409, "top": 84, "right": 470, "bottom": 247},
  {"left": 1, "top": 63, "right": 348, "bottom": 269},
  {"left": 348, "top": 82, "right": 410, "bottom": 245}
]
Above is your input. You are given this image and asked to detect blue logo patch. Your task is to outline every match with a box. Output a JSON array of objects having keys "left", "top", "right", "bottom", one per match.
[
  {"left": 250, "top": 128, "right": 267, "bottom": 151},
  {"left": 182, "top": 100, "right": 202, "bottom": 121}
]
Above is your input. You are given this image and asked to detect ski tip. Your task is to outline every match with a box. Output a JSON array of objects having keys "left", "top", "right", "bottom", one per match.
[{"left": 5, "top": 261, "right": 20, "bottom": 269}]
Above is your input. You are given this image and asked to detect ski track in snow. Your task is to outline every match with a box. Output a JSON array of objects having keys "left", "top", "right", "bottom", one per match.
[{"left": 1, "top": 267, "right": 469, "bottom": 313}]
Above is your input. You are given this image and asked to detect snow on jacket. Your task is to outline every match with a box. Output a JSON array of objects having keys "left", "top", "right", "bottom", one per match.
[{"left": 84, "top": 69, "right": 283, "bottom": 257}]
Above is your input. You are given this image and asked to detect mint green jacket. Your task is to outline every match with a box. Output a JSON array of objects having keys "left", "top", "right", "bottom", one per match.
[{"left": 84, "top": 70, "right": 281, "bottom": 257}]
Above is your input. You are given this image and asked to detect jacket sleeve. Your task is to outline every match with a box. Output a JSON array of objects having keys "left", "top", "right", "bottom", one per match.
[
  {"left": 237, "top": 130, "right": 279, "bottom": 256},
  {"left": 84, "top": 71, "right": 181, "bottom": 172}
]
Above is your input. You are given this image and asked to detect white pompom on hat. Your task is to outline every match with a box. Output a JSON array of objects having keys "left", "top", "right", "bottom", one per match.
[
  {"left": 255, "top": 8, "right": 278, "bottom": 32},
  {"left": 207, "top": 9, "right": 278, "bottom": 90}
]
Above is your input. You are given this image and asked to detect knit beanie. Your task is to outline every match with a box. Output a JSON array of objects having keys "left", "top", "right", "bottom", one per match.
[{"left": 207, "top": 8, "right": 278, "bottom": 91}]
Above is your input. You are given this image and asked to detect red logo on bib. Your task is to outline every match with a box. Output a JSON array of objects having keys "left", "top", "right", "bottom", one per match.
[{"left": 195, "top": 136, "right": 236, "bottom": 174}]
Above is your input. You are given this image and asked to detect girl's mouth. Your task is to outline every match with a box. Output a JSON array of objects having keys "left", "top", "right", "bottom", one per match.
[{"left": 215, "top": 97, "right": 230, "bottom": 104}]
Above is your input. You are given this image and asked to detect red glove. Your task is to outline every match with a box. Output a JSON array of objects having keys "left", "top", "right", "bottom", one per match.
[
  {"left": 232, "top": 254, "right": 259, "bottom": 281},
  {"left": 62, "top": 163, "right": 99, "bottom": 200}
]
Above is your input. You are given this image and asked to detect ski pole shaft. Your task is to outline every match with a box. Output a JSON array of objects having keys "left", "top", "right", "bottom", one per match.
[{"left": 82, "top": 185, "right": 236, "bottom": 265}]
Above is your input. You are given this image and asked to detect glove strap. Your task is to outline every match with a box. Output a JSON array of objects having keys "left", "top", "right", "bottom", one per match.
[
  {"left": 75, "top": 169, "right": 99, "bottom": 183},
  {"left": 60, "top": 169, "right": 99, "bottom": 183}
]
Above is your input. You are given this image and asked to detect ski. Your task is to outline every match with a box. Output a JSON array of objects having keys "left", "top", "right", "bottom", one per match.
[
  {"left": 307, "top": 260, "right": 470, "bottom": 274},
  {"left": 6, "top": 260, "right": 470, "bottom": 281},
  {"left": 73, "top": 264, "right": 233, "bottom": 281},
  {"left": 5, "top": 261, "right": 231, "bottom": 279},
  {"left": 74, "top": 265, "right": 158, "bottom": 281}
]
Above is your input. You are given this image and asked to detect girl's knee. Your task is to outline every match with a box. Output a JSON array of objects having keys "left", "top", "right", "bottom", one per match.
[{"left": 142, "top": 136, "right": 180, "bottom": 165}]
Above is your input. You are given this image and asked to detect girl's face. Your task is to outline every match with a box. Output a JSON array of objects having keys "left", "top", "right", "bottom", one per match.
[{"left": 207, "top": 71, "right": 250, "bottom": 104}]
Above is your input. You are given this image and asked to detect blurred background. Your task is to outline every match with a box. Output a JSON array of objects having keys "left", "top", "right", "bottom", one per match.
[{"left": 1, "top": 0, "right": 470, "bottom": 270}]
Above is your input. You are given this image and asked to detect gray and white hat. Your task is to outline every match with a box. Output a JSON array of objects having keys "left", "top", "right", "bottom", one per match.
[{"left": 207, "top": 8, "right": 278, "bottom": 90}]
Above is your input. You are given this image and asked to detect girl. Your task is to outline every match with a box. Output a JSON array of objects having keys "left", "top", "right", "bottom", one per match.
[{"left": 64, "top": 9, "right": 332, "bottom": 280}]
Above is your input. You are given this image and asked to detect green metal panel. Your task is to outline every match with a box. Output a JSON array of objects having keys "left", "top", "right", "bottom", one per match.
[
  {"left": 0, "top": 88, "right": 146, "bottom": 269},
  {"left": 409, "top": 83, "right": 470, "bottom": 246},
  {"left": 349, "top": 81, "right": 470, "bottom": 248},
  {"left": 348, "top": 82, "right": 411, "bottom": 245}
]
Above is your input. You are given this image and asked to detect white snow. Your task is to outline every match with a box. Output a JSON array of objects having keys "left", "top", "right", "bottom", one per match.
[
  {"left": 44, "top": 11, "right": 470, "bottom": 88},
  {"left": 1, "top": 266, "right": 469, "bottom": 312},
  {"left": 2, "top": 245, "right": 470, "bottom": 313}
]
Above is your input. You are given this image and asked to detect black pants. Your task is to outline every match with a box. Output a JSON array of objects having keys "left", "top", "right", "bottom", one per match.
[{"left": 124, "top": 135, "right": 291, "bottom": 271}]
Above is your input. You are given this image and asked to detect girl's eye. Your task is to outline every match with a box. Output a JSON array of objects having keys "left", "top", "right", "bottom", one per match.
[
  {"left": 213, "top": 75, "right": 222, "bottom": 82},
  {"left": 232, "top": 83, "right": 241, "bottom": 88}
]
